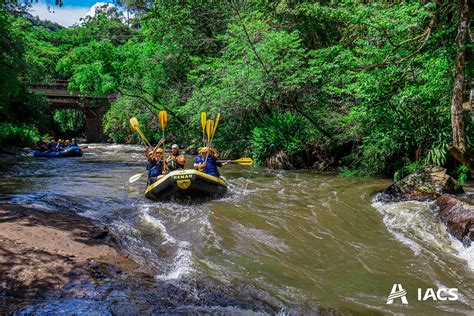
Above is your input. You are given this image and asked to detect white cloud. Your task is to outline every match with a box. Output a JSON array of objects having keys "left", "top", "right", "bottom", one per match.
[
  {"left": 30, "top": 3, "right": 90, "bottom": 27},
  {"left": 82, "top": 2, "right": 133, "bottom": 25},
  {"left": 84, "top": 2, "right": 116, "bottom": 19},
  {"left": 29, "top": 2, "right": 131, "bottom": 28}
]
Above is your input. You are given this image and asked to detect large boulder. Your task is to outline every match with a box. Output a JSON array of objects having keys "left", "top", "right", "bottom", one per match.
[
  {"left": 382, "top": 166, "right": 464, "bottom": 201},
  {"left": 266, "top": 150, "right": 294, "bottom": 170},
  {"left": 436, "top": 195, "right": 474, "bottom": 247}
]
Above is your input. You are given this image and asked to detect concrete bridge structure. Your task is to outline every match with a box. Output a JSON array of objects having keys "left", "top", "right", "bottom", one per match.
[{"left": 30, "top": 81, "right": 117, "bottom": 142}]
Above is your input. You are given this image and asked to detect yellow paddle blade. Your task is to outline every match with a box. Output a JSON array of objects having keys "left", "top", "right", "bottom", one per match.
[
  {"left": 159, "top": 111, "right": 168, "bottom": 131},
  {"left": 163, "top": 111, "right": 168, "bottom": 124},
  {"left": 212, "top": 113, "right": 220, "bottom": 137},
  {"left": 130, "top": 117, "right": 139, "bottom": 131},
  {"left": 130, "top": 117, "right": 151, "bottom": 146},
  {"left": 206, "top": 119, "right": 214, "bottom": 142},
  {"left": 232, "top": 157, "right": 253, "bottom": 164},
  {"left": 218, "top": 157, "right": 253, "bottom": 166},
  {"left": 201, "top": 112, "right": 207, "bottom": 132}
]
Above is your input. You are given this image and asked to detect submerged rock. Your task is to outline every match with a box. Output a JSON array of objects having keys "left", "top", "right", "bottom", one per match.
[
  {"left": 381, "top": 166, "right": 463, "bottom": 201},
  {"left": 436, "top": 194, "right": 474, "bottom": 247}
]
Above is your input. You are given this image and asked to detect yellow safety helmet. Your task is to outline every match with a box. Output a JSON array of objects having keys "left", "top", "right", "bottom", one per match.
[
  {"left": 200, "top": 147, "right": 209, "bottom": 153},
  {"left": 156, "top": 148, "right": 164, "bottom": 153}
]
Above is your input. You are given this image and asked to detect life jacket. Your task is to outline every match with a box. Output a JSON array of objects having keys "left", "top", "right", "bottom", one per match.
[
  {"left": 196, "top": 154, "right": 219, "bottom": 177},
  {"left": 147, "top": 159, "right": 163, "bottom": 178},
  {"left": 167, "top": 154, "right": 185, "bottom": 170}
]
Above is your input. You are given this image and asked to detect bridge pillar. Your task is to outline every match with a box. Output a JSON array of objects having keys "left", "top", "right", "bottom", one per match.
[{"left": 84, "top": 108, "right": 105, "bottom": 142}]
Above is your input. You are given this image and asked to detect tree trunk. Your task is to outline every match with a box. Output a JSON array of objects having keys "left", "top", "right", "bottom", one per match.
[{"left": 450, "top": 0, "right": 470, "bottom": 154}]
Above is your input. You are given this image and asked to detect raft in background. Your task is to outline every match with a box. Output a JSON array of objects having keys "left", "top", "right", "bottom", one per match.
[
  {"left": 145, "top": 169, "right": 227, "bottom": 200},
  {"left": 33, "top": 146, "right": 83, "bottom": 158}
]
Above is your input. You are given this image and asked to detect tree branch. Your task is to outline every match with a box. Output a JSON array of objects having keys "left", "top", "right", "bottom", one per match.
[
  {"left": 350, "top": 13, "right": 436, "bottom": 72},
  {"left": 229, "top": 0, "right": 270, "bottom": 77},
  {"left": 116, "top": 88, "right": 187, "bottom": 125}
]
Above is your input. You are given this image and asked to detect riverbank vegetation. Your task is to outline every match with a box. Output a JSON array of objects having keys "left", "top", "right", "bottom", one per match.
[{"left": 0, "top": 0, "right": 472, "bottom": 178}]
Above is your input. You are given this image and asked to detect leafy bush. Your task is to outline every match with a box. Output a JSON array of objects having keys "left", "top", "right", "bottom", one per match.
[
  {"left": 423, "top": 143, "right": 448, "bottom": 166},
  {"left": 0, "top": 122, "right": 39, "bottom": 146},
  {"left": 338, "top": 167, "right": 361, "bottom": 177},
  {"left": 103, "top": 97, "right": 154, "bottom": 143},
  {"left": 251, "top": 112, "right": 314, "bottom": 167},
  {"left": 393, "top": 161, "right": 424, "bottom": 182},
  {"left": 54, "top": 109, "right": 85, "bottom": 133},
  {"left": 455, "top": 165, "right": 470, "bottom": 185}
]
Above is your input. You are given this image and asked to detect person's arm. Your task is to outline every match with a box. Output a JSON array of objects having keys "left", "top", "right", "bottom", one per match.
[
  {"left": 162, "top": 163, "right": 169, "bottom": 174},
  {"left": 210, "top": 146, "right": 219, "bottom": 159},
  {"left": 177, "top": 155, "right": 186, "bottom": 166},
  {"left": 144, "top": 146, "right": 151, "bottom": 160}
]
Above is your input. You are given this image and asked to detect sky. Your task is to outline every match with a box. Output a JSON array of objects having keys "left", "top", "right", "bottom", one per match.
[{"left": 29, "top": 0, "right": 114, "bottom": 27}]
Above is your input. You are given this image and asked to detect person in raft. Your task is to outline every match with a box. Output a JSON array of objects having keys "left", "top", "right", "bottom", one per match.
[
  {"left": 58, "top": 139, "right": 66, "bottom": 149},
  {"left": 36, "top": 140, "right": 48, "bottom": 152},
  {"left": 47, "top": 139, "right": 58, "bottom": 151},
  {"left": 194, "top": 145, "right": 221, "bottom": 177},
  {"left": 166, "top": 144, "right": 186, "bottom": 171},
  {"left": 145, "top": 140, "right": 167, "bottom": 186}
]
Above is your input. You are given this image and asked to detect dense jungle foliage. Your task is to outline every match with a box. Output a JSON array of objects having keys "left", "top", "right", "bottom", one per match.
[{"left": 0, "top": 0, "right": 472, "bottom": 177}]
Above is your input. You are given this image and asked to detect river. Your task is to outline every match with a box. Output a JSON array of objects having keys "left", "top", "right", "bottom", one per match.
[{"left": 0, "top": 144, "right": 473, "bottom": 314}]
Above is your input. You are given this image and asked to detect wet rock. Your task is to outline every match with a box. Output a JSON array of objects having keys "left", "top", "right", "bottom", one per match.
[
  {"left": 381, "top": 166, "right": 463, "bottom": 201},
  {"left": 436, "top": 194, "right": 474, "bottom": 247},
  {"left": 94, "top": 226, "right": 110, "bottom": 240},
  {"left": 266, "top": 150, "right": 293, "bottom": 170}
]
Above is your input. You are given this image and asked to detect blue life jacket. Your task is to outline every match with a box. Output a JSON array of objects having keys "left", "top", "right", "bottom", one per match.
[
  {"left": 147, "top": 159, "right": 163, "bottom": 178},
  {"left": 47, "top": 142, "right": 57, "bottom": 150},
  {"left": 195, "top": 154, "right": 219, "bottom": 177}
]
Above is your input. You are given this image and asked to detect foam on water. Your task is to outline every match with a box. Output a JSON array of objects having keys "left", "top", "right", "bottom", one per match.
[
  {"left": 139, "top": 205, "right": 194, "bottom": 280},
  {"left": 451, "top": 237, "right": 474, "bottom": 271},
  {"left": 155, "top": 240, "right": 193, "bottom": 280},
  {"left": 141, "top": 206, "right": 176, "bottom": 245},
  {"left": 372, "top": 196, "right": 474, "bottom": 271}
]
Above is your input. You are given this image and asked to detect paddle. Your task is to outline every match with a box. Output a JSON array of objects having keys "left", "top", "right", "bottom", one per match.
[
  {"left": 129, "top": 171, "right": 146, "bottom": 183},
  {"left": 130, "top": 117, "right": 151, "bottom": 147},
  {"left": 201, "top": 112, "right": 207, "bottom": 147},
  {"left": 200, "top": 119, "right": 214, "bottom": 166},
  {"left": 209, "top": 112, "right": 220, "bottom": 145},
  {"left": 158, "top": 111, "right": 168, "bottom": 171},
  {"left": 205, "top": 119, "right": 214, "bottom": 143},
  {"left": 217, "top": 157, "right": 253, "bottom": 166}
]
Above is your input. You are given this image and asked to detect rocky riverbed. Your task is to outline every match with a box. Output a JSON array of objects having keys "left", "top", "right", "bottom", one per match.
[
  {"left": 0, "top": 204, "right": 138, "bottom": 308},
  {"left": 380, "top": 166, "right": 474, "bottom": 246}
]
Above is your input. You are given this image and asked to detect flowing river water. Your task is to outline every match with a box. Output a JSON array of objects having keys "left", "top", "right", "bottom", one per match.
[{"left": 0, "top": 144, "right": 473, "bottom": 314}]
